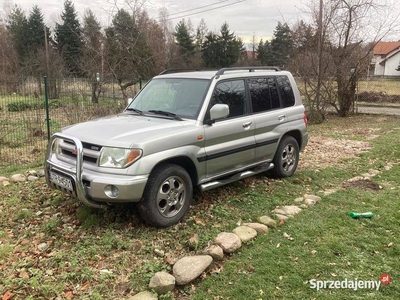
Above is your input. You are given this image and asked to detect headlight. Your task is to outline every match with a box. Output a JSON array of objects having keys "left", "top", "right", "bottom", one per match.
[
  {"left": 52, "top": 138, "right": 61, "bottom": 156},
  {"left": 99, "top": 147, "right": 142, "bottom": 168}
]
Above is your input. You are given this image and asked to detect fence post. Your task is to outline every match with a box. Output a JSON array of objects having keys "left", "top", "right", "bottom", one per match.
[
  {"left": 44, "top": 76, "right": 51, "bottom": 141},
  {"left": 139, "top": 77, "right": 142, "bottom": 89}
]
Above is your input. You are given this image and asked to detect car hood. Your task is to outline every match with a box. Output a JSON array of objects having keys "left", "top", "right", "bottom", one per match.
[{"left": 61, "top": 113, "right": 196, "bottom": 147}]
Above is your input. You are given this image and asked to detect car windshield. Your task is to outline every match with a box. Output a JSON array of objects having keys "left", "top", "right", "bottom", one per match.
[{"left": 127, "top": 78, "right": 210, "bottom": 119}]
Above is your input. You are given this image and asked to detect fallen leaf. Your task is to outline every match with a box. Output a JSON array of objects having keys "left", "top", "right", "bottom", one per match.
[
  {"left": 64, "top": 291, "right": 74, "bottom": 299},
  {"left": 387, "top": 242, "right": 393, "bottom": 248},
  {"left": 2, "top": 291, "right": 14, "bottom": 300}
]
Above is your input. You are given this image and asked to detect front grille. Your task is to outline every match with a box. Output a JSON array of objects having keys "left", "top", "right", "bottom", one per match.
[{"left": 59, "top": 139, "right": 102, "bottom": 165}]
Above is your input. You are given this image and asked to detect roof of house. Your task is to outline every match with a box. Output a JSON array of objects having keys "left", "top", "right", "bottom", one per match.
[{"left": 373, "top": 41, "right": 400, "bottom": 55}]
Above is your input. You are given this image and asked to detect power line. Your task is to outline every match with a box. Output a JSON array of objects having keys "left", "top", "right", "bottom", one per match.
[{"left": 159, "top": 0, "right": 247, "bottom": 22}]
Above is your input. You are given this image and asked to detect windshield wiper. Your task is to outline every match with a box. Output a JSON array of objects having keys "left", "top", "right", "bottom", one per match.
[
  {"left": 125, "top": 108, "right": 144, "bottom": 115},
  {"left": 148, "top": 110, "right": 183, "bottom": 121}
]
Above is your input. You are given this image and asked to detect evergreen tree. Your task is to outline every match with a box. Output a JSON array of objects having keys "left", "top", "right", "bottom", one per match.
[
  {"left": 105, "top": 9, "right": 154, "bottom": 97},
  {"left": 82, "top": 9, "right": 104, "bottom": 102},
  {"left": 201, "top": 22, "right": 243, "bottom": 68},
  {"left": 219, "top": 22, "right": 244, "bottom": 67},
  {"left": 174, "top": 20, "right": 195, "bottom": 64},
  {"left": 270, "top": 22, "right": 293, "bottom": 68},
  {"left": 27, "top": 6, "right": 51, "bottom": 53},
  {"left": 55, "top": 0, "right": 83, "bottom": 76},
  {"left": 6, "top": 5, "right": 29, "bottom": 63}
]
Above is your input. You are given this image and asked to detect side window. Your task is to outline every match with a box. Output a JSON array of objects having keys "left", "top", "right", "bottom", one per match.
[
  {"left": 276, "top": 76, "right": 295, "bottom": 107},
  {"left": 210, "top": 80, "right": 246, "bottom": 118},
  {"left": 248, "top": 77, "right": 280, "bottom": 113}
]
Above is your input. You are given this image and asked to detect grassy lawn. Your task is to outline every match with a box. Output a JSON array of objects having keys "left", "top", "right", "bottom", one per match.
[{"left": 0, "top": 114, "right": 399, "bottom": 299}]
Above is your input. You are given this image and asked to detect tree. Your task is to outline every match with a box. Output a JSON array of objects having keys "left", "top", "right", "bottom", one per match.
[
  {"left": 27, "top": 6, "right": 50, "bottom": 54},
  {"left": 0, "top": 24, "right": 20, "bottom": 83},
  {"left": 174, "top": 19, "right": 195, "bottom": 66},
  {"left": 55, "top": 0, "right": 83, "bottom": 76},
  {"left": 201, "top": 22, "right": 244, "bottom": 68},
  {"left": 6, "top": 5, "right": 29, "bottom": 65},
  {"left": 105, "top": 8, "right": 155, "bottom": 98},
  {"left": 219, "top": 22, "right": 244, "bottom": 67},
  {"left": 270, "top": 22, "right": 293, "bottom": 68},
  {"left": 257, "top": 39, "right": 272, "bottom": 65},
  {"left": 302, "top": 0, "right": 400, "bottom": 118}
]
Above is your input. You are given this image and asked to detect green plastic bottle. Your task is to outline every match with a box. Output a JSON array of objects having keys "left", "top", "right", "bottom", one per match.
[{"left": 349, "top": 211, "right": 374, "bottom": 219}]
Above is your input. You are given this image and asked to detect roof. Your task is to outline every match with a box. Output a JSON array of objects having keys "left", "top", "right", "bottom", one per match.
[{"left": 373, "top": 41, "right": 400, "bottom": 55}]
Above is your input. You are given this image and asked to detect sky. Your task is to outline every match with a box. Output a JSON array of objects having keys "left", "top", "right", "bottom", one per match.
[{"left": 1, "top": 0, "right": 308, "bottom": 43}]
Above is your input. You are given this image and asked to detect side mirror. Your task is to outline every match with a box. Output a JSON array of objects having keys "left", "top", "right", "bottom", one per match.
[
  {"left": 210, "top": 104, "right": 229, "bottom": 121},
  {"left": 127, "top": 98, "right": 133, "bottom": 105}
]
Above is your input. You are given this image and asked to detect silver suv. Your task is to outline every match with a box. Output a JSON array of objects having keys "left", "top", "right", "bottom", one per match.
[{"left": 45, "top": 67, "right": 308, "bottom": 227}]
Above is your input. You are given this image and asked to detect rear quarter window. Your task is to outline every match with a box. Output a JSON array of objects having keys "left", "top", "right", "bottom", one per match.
[{"left": 276, "top": 75, "right": 295, "bottom": 107}]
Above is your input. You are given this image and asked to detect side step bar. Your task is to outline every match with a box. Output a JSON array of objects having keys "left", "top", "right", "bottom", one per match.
[{"left": 199, "top": 163, "right": 274, "bottom": 192}]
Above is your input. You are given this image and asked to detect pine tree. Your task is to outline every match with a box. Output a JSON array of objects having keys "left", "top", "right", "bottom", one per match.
[
  {"left": 270, "top": 22, "right": 293, "bottom": 68},
  {"left": 6, "top": 5, "right": 29, "bottom": 63},
  {"left": 55, "top": 0, "right": 83, "bottom": 76},
  {"left": 27, "top": 5, "right": 50, "bottom": 53},
  {"left": 174, "top": 20, "right": 195, "bottom": 65},
  {"left": 219, "top": 22, "right": 244, "bottom": 67}
]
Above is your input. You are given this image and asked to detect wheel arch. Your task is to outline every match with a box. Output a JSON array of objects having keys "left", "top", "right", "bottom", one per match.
[
  {"left": 149, "top": 156, "right": 198, "bottom": 187},
  {"left": 282, "top": 130, "right": 302, "bottom": 149}
]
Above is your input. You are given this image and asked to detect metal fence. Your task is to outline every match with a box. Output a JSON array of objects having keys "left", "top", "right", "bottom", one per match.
[
  {"left": 0, "top": 77, "right": 143, "bottom": 171},
  {"left": 0, "top": 76, "right": 399, "bottom": 172}
]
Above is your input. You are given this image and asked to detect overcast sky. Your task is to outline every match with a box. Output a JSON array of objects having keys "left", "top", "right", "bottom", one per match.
[{"left": 3, "top": 0, "right": 308, "bottom": 42}]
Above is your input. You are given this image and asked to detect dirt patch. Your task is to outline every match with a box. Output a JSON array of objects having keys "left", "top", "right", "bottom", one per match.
[
  {"left": 342, "top": 178, "right": 381, "bottom": 190},
  {"left": 299, "top": 135, "right": 371, "bottom": 170},
  {"left": 357, "top": 91, "right": 400, "bottom": 103}
]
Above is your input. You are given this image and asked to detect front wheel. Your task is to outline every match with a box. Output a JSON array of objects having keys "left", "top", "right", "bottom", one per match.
[
  {"left": 138, "top": 164, "right": 193, "bottom": 228},
  {"left": 270, "top": 136, "right": 299, "bottom": 178}
]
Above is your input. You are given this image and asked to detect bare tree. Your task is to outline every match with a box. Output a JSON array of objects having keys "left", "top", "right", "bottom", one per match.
[{"left": 294, "top": 0, "right": 399, "bottom": 120}]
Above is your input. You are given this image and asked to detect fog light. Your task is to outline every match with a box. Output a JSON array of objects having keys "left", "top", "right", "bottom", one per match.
[{"left": 105, "top": 185, "right": 119, "bottom": 198}]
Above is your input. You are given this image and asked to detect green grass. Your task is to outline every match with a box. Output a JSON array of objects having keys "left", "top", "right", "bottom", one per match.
[{"left": 0, "top": 114, "right": 399, "bottom": 299}]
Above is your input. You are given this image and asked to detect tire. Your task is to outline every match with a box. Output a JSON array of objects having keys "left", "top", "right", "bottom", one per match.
[
  {"left": 138, "top": 164, "right": 193, "bottom": 228},
  {"left": 270, "top": 136, "right": 299, "bottom": 178}
]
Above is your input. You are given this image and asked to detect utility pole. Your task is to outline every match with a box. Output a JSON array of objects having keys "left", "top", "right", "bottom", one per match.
[
  {"left": 315, "top": 0, "right": 323, "bottom": 119},
  {"left": 44, "top": 24, "right": 50, "bottom": 76}
]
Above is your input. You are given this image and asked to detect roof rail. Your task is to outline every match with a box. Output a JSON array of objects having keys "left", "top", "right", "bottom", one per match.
[
  {"left": 159, "top": 68, "right": 215, "bottom": 75},
  {"left": 215, "top": 66, "right": 280, "bottom": 76}
]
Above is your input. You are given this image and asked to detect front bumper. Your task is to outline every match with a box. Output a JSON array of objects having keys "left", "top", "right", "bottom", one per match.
[{"left": 45, "top": 133, "right": 148, "bottom": 208}]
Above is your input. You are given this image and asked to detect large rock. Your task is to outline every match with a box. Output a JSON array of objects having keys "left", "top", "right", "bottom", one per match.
[
  {"left": 214, "top": 232, "right": 242, "bottom": 253},
  {"left": 233, "top": 226, "right": 257, "bottom": 242},
  {"left": 282, "top": 205, "right": 302, "bottom": 216},
  {"left": 200, "top": 244, "right": 224, "bottom": 261},
  {"left": 304, "top": 194, "right": 321, "bottom": 202},
  {"left": 129, "top": 291, "right": 157, "bottom": 300},
  {"left": 243, "top": 223, "right": 269, "bottom": 234},
  {"left": 258, "top": 216, "right": 277, "bottom": 228},
  {"left": 149, "top": 271, "right": 175, "bottom": 294},
  {"left": 10, "top": 174, "right": 26, "bottom": 182},
  {"left": 173, "top": 255, "right": 213, "bottom": 285}
]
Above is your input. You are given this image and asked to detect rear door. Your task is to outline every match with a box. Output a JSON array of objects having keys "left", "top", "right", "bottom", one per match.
[
  {"left": 203, "top": 79, "right": 256, "bottom": 178},
  {"left": 248, "top": 76, "right": 288, "bottom": 162}
]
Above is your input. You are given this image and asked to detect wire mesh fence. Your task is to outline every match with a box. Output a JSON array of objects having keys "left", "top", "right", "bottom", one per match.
[
  {"left": 0, "top": 77, "right": 143, "bottom": 171},
  {"left": 0, "top": 76, "right": 399, "bottom": 172}
]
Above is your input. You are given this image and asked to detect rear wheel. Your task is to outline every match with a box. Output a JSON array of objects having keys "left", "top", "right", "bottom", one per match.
[
  {"left": 270, "top": 136, "right": 299, "bottom": 178},
  {"left": 138, "top": 164, "right": 193, "bottom": 228}
]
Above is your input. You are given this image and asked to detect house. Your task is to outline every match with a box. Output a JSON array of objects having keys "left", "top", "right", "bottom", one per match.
[{"left": 372, "top": 41, "right": 400, "bottom": 76}]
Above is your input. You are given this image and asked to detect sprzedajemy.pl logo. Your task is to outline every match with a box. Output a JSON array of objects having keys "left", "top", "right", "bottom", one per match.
[{"left": 310, "top": 274, "right": 391, "bottom": 291}]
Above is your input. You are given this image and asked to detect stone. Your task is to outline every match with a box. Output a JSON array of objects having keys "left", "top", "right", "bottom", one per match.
[
  {"left": 243, "top": 223, "right": 269, "bottom": 234},
  {"left": 27, "top": 175, "right": 39, "bottom": 181},
  {"left": 129, "top": 291, "right": 158, "bottom": 300},
  {"left": 38, "top": 169, "right": 46, "bottom": 177},
  {"left": 304, "top": 194, "right": 321, "bottom": 202},
  {"left": 294, "top": 197, "right": 304, "bottom": 203},
  {"left": 148, "top": 271, "right": 175, "bottom": 294},
  {"left": 258, "top": 216, "right": 277, "bottom": 228},
  {"left": 282, "top": 205, "right": 302, "bottom": 216},
  {"left": 233, "top": 226, "right": 257, "bottom": 242},
  {"left": 200, "top": 244, "right": 224, "bottom": 261},
  {"left": 2, "top": 180, "right": 10, "bottom": 187},
  {"left": 214, "top": 232, "right": 242, "bottom": 253},
  {"left": 173, "top": 255, "right": 213, "bottom": 285},
  {"left": 275, "top": 214, "right": 289, "bottom": 221},
  {"left": 10, "top": 174, "right": 26, "bottom": 182},
  {"left": 304, "top": 198, "right": 317, "bottom": 206},
  {"left": 299, "top": 204, "right": 308, "bottom": 209},
  {"left": 0, "top": 176, "right": 8, "bottom": 182},
  {"left": 38, "top": 242, "right": 48, "bottom": 251},
  {"left": 154, "top": 249, "right": 165, "bottom": 257},
  {"left": 272, "top": 208, "right": 287, "bottom": 215}
]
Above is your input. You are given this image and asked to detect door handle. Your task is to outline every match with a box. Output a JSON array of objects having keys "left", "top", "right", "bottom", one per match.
[
  {"left": 278, "top": 115, "right": 286, "bottom": 121},
  {"left": 242, "top": 121, "right": 252, "bottom": 128}
]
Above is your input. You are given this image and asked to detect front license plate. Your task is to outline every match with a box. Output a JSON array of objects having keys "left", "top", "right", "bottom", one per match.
[{"left": 49, "top": 171, "right": 73, "bottom": 191}]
